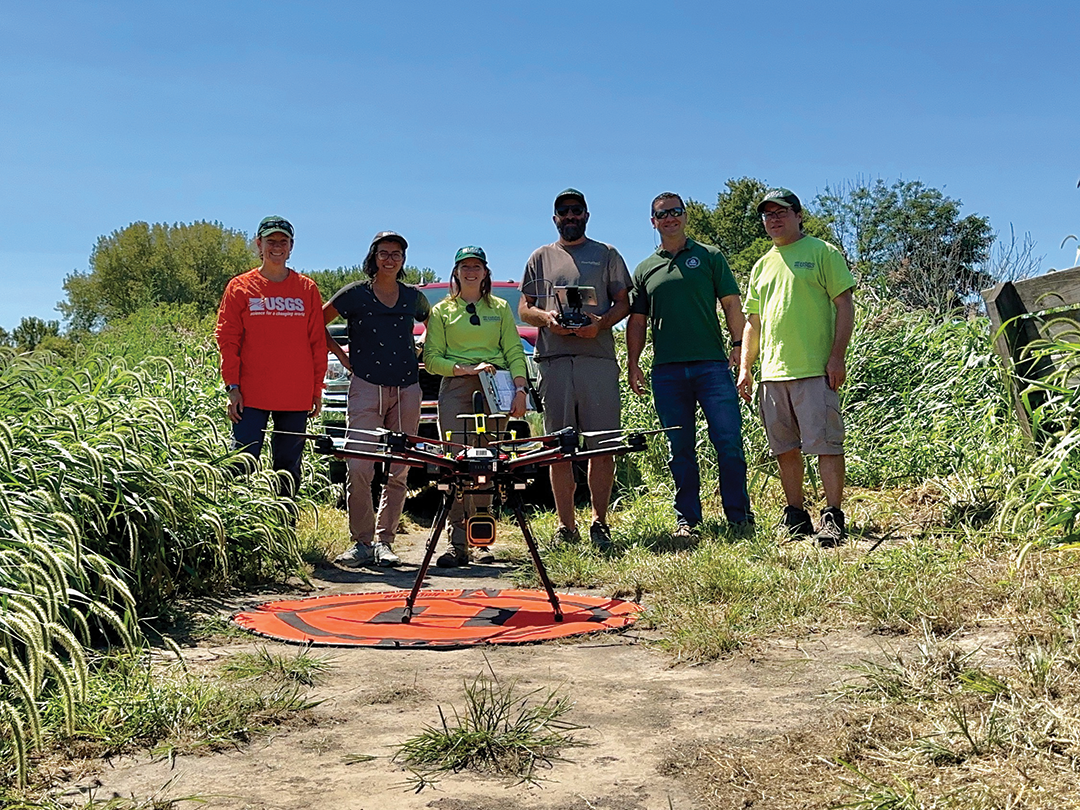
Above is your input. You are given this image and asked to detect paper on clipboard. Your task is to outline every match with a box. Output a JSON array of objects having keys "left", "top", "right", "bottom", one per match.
[{"left": 478, "top": 369, "right": 534, "bottom": 413}]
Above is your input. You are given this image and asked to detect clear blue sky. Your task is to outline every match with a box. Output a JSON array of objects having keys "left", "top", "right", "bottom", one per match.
[{"left": 3, "top": 1, "right": 1078, "bottom": 331}]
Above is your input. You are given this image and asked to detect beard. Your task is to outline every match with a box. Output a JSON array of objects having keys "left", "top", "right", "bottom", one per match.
[{"left": 557, "top": 218, "right": 587, "bottom": 242}]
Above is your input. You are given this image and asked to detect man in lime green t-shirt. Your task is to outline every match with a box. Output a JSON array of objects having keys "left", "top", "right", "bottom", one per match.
[{"left": 737, "top": 188, "right": 855, "bottom": 547}]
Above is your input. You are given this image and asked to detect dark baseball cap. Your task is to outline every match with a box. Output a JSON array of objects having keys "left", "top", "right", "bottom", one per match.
[
  {"left": 454, "top": 245, "right": 487, "bottom": 265},
  {"left": 257, "top": 216, "right": 294, "bottom": 238},
  {"left": 370, "top": 230, "right": 408, "bottom": 250},
  {"left": 554, "top": 187, "right": 587, "bottom": 209},
  {"left": 756, "top": 188, "right": 802, "bottom": 213}
]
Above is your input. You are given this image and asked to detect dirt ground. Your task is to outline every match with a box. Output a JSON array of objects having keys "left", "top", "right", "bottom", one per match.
[{"left": 72, "top": 530, "right": 922, "bottom": 810}]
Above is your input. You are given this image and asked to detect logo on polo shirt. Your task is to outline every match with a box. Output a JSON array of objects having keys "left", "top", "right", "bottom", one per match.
[
  {"left": 249, "top": 297, "right": 306, "bottom": 315},
  {"left": 685, "top": 257, "right": 701, "bottom": 268},
  {"left": 793, "top": 261, "right": 815, "bottom": 269}
]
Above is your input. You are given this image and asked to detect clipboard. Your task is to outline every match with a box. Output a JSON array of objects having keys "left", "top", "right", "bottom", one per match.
[{"left": 478, "top": 369, "right": 535, "bottom": 413}]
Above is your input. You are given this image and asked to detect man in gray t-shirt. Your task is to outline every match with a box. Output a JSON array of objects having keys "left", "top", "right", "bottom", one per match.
[{"left": 519, "top": 188, "right": 631, "bottom": 549}]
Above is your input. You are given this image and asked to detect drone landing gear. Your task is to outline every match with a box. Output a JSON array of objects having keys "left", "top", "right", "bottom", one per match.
[{"left": 400, "top": 488, "right": 564, "bottom": 623}]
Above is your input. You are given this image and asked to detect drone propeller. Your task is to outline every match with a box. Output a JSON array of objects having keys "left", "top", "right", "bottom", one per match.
[
  {"left": 591, "top": 426, "right": 679, "bottom": 444},
  {"left": 497, "top": 426, "right": 577, "bottom": 447}
]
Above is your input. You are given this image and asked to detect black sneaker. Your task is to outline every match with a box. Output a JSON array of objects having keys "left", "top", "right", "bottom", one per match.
[
  {"left": 814, "top": 507, "right": 846, "bottom": 548},
  {"left": 589, "top": 521, "right": 613, "bottom": 552},
  {"left": 782, "top": 505, "right": 814, "bottom": 539},
  {"left": 436, "top": 546, "right": 469, "bottom": 568}
]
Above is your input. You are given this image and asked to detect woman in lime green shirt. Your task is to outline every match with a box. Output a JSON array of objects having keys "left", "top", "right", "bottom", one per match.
[{"left": 423, "top": 246, "right": 528, "bottom": 567}]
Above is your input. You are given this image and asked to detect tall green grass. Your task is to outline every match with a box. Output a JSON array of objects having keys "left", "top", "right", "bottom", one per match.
[
  {"left": 616, "top": 302, "right": 1023, "bottom": 503},
  {"left": 1000, "top": 317, "right": 1080, "bottom": 542},
  {"left": 0, "top": 336, "right": 327, "bottom": 784}
]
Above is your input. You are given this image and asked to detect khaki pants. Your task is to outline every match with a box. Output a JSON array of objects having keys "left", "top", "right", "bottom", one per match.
[{"left": 346, "top": 378, "right": 421, "bottom": 546}]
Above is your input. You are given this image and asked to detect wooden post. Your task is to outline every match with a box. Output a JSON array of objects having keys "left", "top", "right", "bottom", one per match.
[{"left": 982, "top": 266, "right": 1080, "bottom": 441}]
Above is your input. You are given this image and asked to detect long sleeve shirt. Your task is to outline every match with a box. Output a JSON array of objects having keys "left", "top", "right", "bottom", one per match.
[
  {"left": 423, "top": 295, "right": 528, "bottom": 380},
  {"left": 215, "top": 268, "right": 327, "bottom": 411}
]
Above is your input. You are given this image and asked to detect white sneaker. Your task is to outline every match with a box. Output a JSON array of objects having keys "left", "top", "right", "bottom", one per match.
[
  {"left": 334, "top": 544, "right": 375, "bottom": 568},
  {"left": 372, "top": 541, "right": 401, "bottom": 567}
]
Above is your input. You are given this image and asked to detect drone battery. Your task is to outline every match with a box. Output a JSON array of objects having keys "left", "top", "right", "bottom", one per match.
[{"left": 466, "top": 514, "right": 496, "bottom": 547}]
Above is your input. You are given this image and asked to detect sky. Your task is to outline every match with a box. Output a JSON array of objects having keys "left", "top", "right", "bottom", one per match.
[{"left": 2, "top": 1, "right": 1079, "bottom": 331}]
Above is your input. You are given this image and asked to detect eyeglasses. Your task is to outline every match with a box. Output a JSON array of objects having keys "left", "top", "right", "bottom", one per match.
[
  {"left": 761, "top": 209, "right": 790, "bottom": 221},
  {"left": 652, "top": 206, "right": 685, "bottom": 220},
  {"left": 376, "top": 250, "right": 404, "bottom": 261},
  {"left": 465, "top": 302, "right": 481, "bottom": 326},
  {"left": 555, "top": 204, "right": 586, "bottom": 217}
]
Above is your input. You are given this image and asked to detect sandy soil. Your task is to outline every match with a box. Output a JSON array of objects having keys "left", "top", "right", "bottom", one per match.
[{"left": 70, "top": 530, "right": 914, "bottom": 810}]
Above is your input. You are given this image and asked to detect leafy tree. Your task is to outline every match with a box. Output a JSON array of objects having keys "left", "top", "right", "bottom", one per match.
[
  {"left": 685, "top": 177, "right": 835, "bottom": 283},
  {"left": 404, "top": 266, "right": 439, "bottom": 286},
  {"left": 0, "top": 327, "right": 11, "bottom": 347},
  {"left": 814, "top": 178, "right": 994, "bottom": 312},
  {"left": 12, "top": 316, "right": 60, "bottom": 352},
  {"left": 59, "top": 220, "right": 257, "bottom": 330}
]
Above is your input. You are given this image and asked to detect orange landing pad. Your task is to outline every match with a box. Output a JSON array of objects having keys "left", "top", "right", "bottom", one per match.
[{"left": 232, "top": 588, "right": 642, "bottom": 648}]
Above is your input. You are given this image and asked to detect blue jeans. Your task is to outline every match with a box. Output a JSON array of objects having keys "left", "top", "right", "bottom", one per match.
[
  {"left": 651, "top": 361, "right": 752, "bottom": 526},
  {"left": 232, "top": 407, "right": 309, "bottom": 497}
]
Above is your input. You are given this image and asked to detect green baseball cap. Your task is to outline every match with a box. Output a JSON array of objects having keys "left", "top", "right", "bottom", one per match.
[
  {"left": 257, "top": 216, "right": 294, "bottom": 238},
  {"left": 554, "top": 188, "right": 587, "bottom": 209},
  {"left": 454, "top": 245, "right": 487, "bottom": 265},
  {"left": 756, "top": 188, "right": 802, "bottom": 213}
]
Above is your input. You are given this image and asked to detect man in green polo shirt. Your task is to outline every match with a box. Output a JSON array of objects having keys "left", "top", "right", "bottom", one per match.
[
  {"left": 737, "top": 187, "right": 856, "bottom": 547},
  {"left": 627, "top": 192, "right": 753, "bottom": 537}
]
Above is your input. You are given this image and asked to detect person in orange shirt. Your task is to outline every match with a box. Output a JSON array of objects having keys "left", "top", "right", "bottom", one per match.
[{"left": 215, "top": 216, "right": 327, "bottom": 495}]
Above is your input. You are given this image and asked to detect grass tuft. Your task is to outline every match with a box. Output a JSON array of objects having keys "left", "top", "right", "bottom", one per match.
[{"left": 394, "top": 671, "right": 585, "bottom": 785}]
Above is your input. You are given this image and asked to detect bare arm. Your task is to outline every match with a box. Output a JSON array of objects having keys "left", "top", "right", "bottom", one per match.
[
  {"left": 322, "top": 301, "right": 350, "bottom": 371},
  {"left": 826, "top": 288, "right": 855, "bottom": 391},
  {"left": 520, "top": 292, "right": 573, "bottom": 335},
  {"left": 719, "top": 294, "right": 746, "bottom": 370},
  {"left": 572, "top": 287, "right": 630, "bottom": 339},
  {"left": 627, "top": 313, "right": 649, "bottom": 395},
  {"left": 736, "top": 314, "right": 761, "bottom": 403}
]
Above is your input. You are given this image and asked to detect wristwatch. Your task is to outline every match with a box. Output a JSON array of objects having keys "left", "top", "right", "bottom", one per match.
[
  {"left": 225, "top": 384, "right": 240, "bottom": 393},
  {"left": 514, "top": 385, "right": 527, "bottom": 394}
]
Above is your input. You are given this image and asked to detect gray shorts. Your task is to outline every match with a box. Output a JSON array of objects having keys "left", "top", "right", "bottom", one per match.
[
  {"left": 536, "top": 355, "right": 621, "bottom": 434},
  {"left": 759, "top": 376, "right": 845, "bottom": 457}
]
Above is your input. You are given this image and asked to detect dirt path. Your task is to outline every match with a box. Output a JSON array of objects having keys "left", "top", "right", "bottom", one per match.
[{"left": 77, "top": 530, "right": 908, "bottom": 810}]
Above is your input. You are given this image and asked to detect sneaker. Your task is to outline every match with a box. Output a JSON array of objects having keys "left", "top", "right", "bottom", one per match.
[
  {"left": 334, "top": 543, "right": 375, "bottom": 568},
  {"left": 372, "top": 541, "right": 401, "bottom": 567},
  {"left": 782, "top": 505, "right": 814, "bottom": 539},
  {"left": 436, "top": 545, "right": 469, "bottom": 568},
  {"left": 472, "top": 546, "right": 495, "bottom": 564},
  {"left": 672, "top": 524, "right": 699, "bottom": 540},
  {"left": 814, "top": 507, "right": 846, "bottom": 548},
  {"left": 552, "top": 526, "right": 581, "bottom": 544},
  {"left": 589, "top": 521, "right": 614, "bottom": 552}
]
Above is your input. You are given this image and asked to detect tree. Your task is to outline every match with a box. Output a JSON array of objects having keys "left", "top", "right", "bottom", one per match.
[
  {"left": 59, "top": 220, "right": 257, "bottom": 330},
  {"left": 814, "top": 178, "right": 994, "bottom": 312},
  {"left": 12, "top": 316, "right": 60, "bottom": 352},
  {"left": 684, "top": 177, "right": 835, "bottom": 283}
]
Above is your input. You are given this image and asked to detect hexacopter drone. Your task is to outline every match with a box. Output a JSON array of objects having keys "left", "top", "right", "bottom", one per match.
[{"left": 296, "top": 394, "right": 667, "bottom": 624}]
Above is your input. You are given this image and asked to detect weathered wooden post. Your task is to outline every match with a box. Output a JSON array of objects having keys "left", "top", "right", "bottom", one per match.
[{"left": 982, "top": 266, "right": 1080, "bottom": 439}]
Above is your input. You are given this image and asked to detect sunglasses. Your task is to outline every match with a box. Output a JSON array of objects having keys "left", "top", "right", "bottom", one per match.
[
  {"left": 258, "top": 219, "right": 294, "bottom": 236},
  {"left": 652, "top": 206, "right": 685, "bottom": 220},
  {"left": 465, "top": 302, "right": 481, "bottom": 326},
  {"left": 555, "top": 204, "right": 586, "bottom": 217}
]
